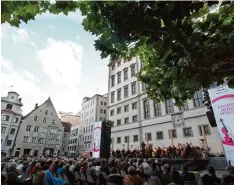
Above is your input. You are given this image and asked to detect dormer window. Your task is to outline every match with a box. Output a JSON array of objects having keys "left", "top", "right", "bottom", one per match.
[
  {"left": 6, "top": 104, "right": 13, "bottom": 110},
  {"left": 11, "top": 96, "right": 14, "bottom": 100}
]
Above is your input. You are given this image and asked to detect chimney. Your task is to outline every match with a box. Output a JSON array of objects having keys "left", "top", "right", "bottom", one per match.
[
  {"left": 19, "top": 98, "right": 22, "bottom": 101},
  {"left": 35, "top": 103, "right": 38, "bottom": 109}
]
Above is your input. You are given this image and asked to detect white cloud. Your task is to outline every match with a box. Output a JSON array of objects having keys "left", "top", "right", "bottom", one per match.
[
  {"left": 12, "top": 28, "right": 29, "bottom": 43},
  {"left": 37, "top": 38, "right": 83, "bottom": 87},
  {"left": 30, "top": 41, "right": 38, "bottom": 48},
  {"left": 1, "top": 57, "right": 47, "bottom": 114},
  {"left": 48, "top": 24, "right": 56, "bottom": 29},
  {"left": 21, "top": 68, "right": 40, "bottom": 83},
  {"left": 1, "top": 57, "right": 14, "bottom": 71}
]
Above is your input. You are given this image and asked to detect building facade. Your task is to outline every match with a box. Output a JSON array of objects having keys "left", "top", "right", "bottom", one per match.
[
  {"left": 68, "top": 124, "right": 79, "bottom": 157},
  {"left": 78, "top": 94, "right": 108, "bottom": 153},
  {"left": 61, "top": 121, "right": 72, "bottom": 156},
  {"left": 1, "top": 91, "right": 23, "bottom": 157},
  {"left": 108, "top": 58, "right": 223, "bottom": 154},
  {"left": 13, "top": 97, "right": 64, "bottom": 157}
]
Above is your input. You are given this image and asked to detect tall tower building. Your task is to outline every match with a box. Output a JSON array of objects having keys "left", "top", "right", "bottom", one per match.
[
  {"left": 1, "top": 91, "right": 23, "bottom": 157},
  {"left": 78, "top": 94, "right": 108, "bottom": 153}
]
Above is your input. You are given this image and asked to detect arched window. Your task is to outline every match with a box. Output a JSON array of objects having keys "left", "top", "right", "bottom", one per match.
[
  {"left": 143, "top": 99, "right": 150, "bottom": 119},
  {"left": 6, "top": 104, "right": 13, "bottom": 110}
]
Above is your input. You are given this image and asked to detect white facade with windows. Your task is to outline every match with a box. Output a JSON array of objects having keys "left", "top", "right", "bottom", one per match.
[
  {"left": 1, "top": 91, "right": 23, "bottom": 157},
  {"left": 108, "top": 58, "right": 223, "bottom": 154},
  {"left": 13, "top": 97, "right": 64, "bottom": 157},
  {"left": 78, "top": 94, "right": 108, "bottom": 153},
  {"left": 68, "top": 124, "right": 79, "bottom": 157}
]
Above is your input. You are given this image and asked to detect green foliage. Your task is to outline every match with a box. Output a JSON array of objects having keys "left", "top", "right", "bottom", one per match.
[{"left": 2, "top": 1, "right": 234, "bottom": 105}]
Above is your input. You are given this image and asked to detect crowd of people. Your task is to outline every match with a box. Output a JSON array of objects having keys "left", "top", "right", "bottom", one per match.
[
  {"left": 111, "top": 143, "right": 203, "bottom": 159},
  {"left": 1, "top": 155, "right": 234, "bottom": 185}
]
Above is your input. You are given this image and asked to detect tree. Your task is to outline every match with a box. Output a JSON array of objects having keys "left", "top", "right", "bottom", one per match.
[{"left": 2, "top": 1, "right": 234, "bottom": 105}]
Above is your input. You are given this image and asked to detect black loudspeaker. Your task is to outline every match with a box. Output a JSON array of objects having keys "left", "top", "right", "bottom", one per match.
[
  {"left": 100, "top": 122, "right": 111, "bottom": 158},
  {"left": 206, "top": 110, "right": 217, "bottom": 127}
]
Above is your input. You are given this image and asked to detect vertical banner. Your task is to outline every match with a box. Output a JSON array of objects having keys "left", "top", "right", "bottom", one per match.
[
  {"left": 92, "top": 121, "right": 102, "bottom": 158},
  {"left": 208, "top": 85, "right": 234, "bottom": 165}
]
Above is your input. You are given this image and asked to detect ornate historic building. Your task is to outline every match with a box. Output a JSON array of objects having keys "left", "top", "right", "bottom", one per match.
[
  {"left": 13, "top": 97, "right": 64, "bottom": 156},
  {"left": 1, "top": 91, "right": 23, "bottom": 157}
]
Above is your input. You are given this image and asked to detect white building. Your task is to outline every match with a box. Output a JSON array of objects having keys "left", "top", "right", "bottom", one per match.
[
  {"left": 108, "top": 58, "right": 223, "bottom": 154},
  {"left": 1, "top": 91, "right": 23, "bottom": 157},
  {"left": 61, "top": 121, "right": 72, "bottom": 156},
  {"left": 13, "top": 97, "right": 64, "bottom": 156},
  {"left": 68, "top": 124, "right": 79, "bottom": 157},
  {"left": 78, "top": 94, "right": 108, "bottom": 153}
]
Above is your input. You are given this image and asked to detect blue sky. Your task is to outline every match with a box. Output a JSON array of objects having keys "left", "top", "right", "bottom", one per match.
[{"left": 1, "top": 10, "right": 109, "bottom": 115}]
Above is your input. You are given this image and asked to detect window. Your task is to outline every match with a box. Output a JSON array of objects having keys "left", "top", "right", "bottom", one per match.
[
  {"left": 143, "top": 99, "right": 150, "bottom": 119},
  {"left": 34, "top": 126, "right": 39, "bottom": 132},
  {"left": 117, "top": 89, "right": 121, "bottom": 101},
  {"left": 183, "top": 127, "right": 193, "bottom": 137},
  {"left": 23, "top": 136, "right": 28, "bottom": 143},
  {"left": 45, "top": 110, "right": 48, "bottom": 115},
  {"left": 104, "top": 110, "right": 106, "bottom": 114},
  {"left": 104, "top": 102, "right": 106, "bottom": 106},
  {"left": 1, "top": 127, "right": 6, "bottom": 133},
  {"left": 112, "top": 64, "right": 115, "bottom": 70},
  {"left": 101, "top": 101, "right": 103, "bottom": 105},
  {"left": 6, "top": 140, "right": 12, "bottom": 146},
  {"left": 154, "top": 102, "right": 162, "bottom": 117},
  {"left": 32, "top": 137, "right": 37, "bottom": 143},
  {"left": 131, "top": 82, "right": 136, "bottom": 95},
  {"left": 26, "top": 125, "right": 31, "bottom": 131},
  {"left": 131, "top": 64, "right": 136, "bottom": 77},
  {"left": 6, "top": 104, "right": 13, "bottom": 110},
  {"left": 34, "top": 116, "right": 38, "bottom": 121},
  {"left": 179, "top": 101, "right": 189, "bottom": 111},
  {"left": 13, "top": 117, "right": 19, "bottom": 123},
  {"left": 117, "top": 72, "right": 121, "bottom": 84},
  {"left": 10, "top": 128, "right": 16, "bottom": 135},
  {"left": 124, "top": 117, "right": 129, "bottom": 124},
  {"left": 110, "top": 110, "right": 114, "bottom": 116},
  {"left": 11, "top": 96, "right": 14, "bottom": 99},
  {"left": 117, "top": 137, "right": 121, "bottom": 143},
  {"left": 165, "top": 99, "right": 174, "bottom": 114},
  {"left": 117, "top": 119, "right": 121, "bottom": 126},
  {"left": 124, "top": 136, "right": 128, "bottom": 143},
  {"left": 52, "top": 120, "right": 56, "bottom": 124},
  {"left": 198, "top": 125, "right": 211, "bottom": 136},
  {"left": 124, "top": 69, "right": 128, "bottom": 80},
  {"left": 133, "top": 135, "right": 138, "bottom": 142},
  {"left": 100, "top": 117, "right": 102, "bottom": 121},
  {"left": 3, "top": 115, "right": 10, "bottom": 121},
  {"left": 193, "top": 90, "right": 203, "bottom": 107},
  {"left": 142, "top": 83, "right": 147, "bottom": 90},
  {"left": 111, "top": 76, "right": 115, "bottom": 87},
  {"left": 156, "top": 131, "right": 164, "bottom": 140},
  {"left": 124, "top": 105, "right": 129, "bottom": 112},
  {"left": 43, "top": 117, "right": 47, "bottom": 123},
  {"left": 117, "top": 107, "right": 121, "bottom": 114},
  {"left": 132, "top": 102, "right": 137, "bottom": 110},
  {"left": 111, "top": 92, "right": 115, "bottom": 103},
  {"left": 168, "top": 129, "right": 177, "bottom": 138},
  {"left": 145, "top": 133, "right": 152, "bottom": 141},
  {"left": 132, "top": 115, "right": 138, "bottom": 122},
  {"left": 100, "top": 109, "right": 103, "bottom": 113},
  {"left": 124, "top": 85, "right": 129, "bottom": 98}
]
